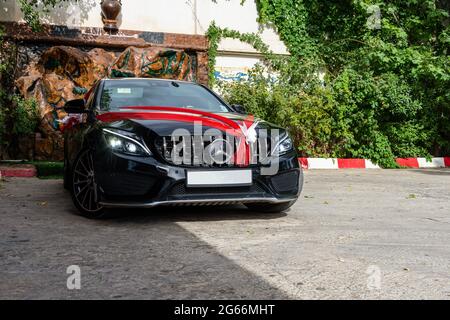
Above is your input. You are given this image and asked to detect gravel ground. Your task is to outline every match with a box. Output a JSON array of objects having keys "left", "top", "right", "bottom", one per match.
[{"left": 0, "top": 169, "right": 449, "bottom": 299}]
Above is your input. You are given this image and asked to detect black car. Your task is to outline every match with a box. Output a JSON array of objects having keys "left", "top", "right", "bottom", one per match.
[{"left": 63, "top": 78, "right": 303, "bottom": 218}]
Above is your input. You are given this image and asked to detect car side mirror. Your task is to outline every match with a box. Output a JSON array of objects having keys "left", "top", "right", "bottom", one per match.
[
  {"left": 231, "top": 104, "right": 246, "bottom": 114},
  {"left": 64, "top": 99, "right": 87, "bottom": 113}
]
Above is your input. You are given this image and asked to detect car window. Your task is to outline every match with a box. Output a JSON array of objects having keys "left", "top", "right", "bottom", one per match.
[{"left": 100, "top": 80, "right": 230, "bottom": 113}]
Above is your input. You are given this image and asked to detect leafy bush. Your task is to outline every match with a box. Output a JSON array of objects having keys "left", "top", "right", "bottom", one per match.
[
  {"left": 33, "top": 161, "right": 64, "bottom": 177},
  {"left": 1, "top": 27, "right": 40, "bottom": 158},
  {"left": 219, "top": 65, "right": 436, "bottom": 168},
  {"left": 0, "top": 92, "right": 39, "bottom": 151},
  {"left": 9, "top": 95, "right": 40, "bottom": 136}
]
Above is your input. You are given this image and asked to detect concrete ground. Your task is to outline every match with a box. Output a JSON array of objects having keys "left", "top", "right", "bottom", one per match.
[{"left": 0, "top": 169, "right": 449, "bottom": 299}]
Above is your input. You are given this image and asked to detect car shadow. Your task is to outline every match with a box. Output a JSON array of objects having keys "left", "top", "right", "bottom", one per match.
[{"left": 0, "top": 178, "right": 293, "bottom": 299}]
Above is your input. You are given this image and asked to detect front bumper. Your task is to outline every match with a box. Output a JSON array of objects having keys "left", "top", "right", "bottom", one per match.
[
  {"left": 93, "top": 149, "right": 302, "bottom": 208},
  {"left": 99, "top": 197, "right": 294, "bottom": 208}
]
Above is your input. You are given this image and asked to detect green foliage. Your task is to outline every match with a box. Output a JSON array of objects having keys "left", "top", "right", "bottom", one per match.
[
  {"left": 219, "top": 67, "right": 429, "bottom": 168},
  {"left": 209, "top": 0, "right": 450, "bottom": 167},
  {"left": 0, "top": 27, "right": 40, "bottom": 158},
  {"left": 0, "top": 91, "right": 40, "bottom": 148},
  {"left": 9, "top": 95, "right": 40, "bottom": 136},
  {"left": 17, "top": 0, "right": 72, "bottom": 32},
  {"left": 33, "top": 161, "right": 64, "bottom": 177}
]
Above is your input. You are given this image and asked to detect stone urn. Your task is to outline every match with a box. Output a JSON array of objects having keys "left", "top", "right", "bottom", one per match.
[{"left": 100, "top": 0, "right": 122, "bottom": 33}]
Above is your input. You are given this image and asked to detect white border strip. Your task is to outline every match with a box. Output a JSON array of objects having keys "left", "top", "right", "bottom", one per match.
[
  {"left": 417, "top": 157, "right": 445, "bottom": 168},
  {"left": 307, "top": 158, "right": 339, "bottom": 169},
  {"left": 364, "top": 159, "right": 380, "bottom": 169}
]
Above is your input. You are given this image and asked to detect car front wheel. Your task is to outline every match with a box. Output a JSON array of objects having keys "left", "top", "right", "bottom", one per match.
[{"left": 71, "top": 149, "right": 106, "bottom": 218}]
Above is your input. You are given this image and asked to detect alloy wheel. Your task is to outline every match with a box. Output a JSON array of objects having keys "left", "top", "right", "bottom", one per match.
[{"left": 72, "top": 150, "right": 103, "bottom": 213}]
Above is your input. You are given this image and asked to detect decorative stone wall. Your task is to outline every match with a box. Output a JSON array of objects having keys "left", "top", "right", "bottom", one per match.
[{"left": 2, "top": 22, "right": 209, "bottom": 160}]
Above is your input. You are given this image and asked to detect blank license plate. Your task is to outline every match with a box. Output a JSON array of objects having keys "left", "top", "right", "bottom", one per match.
[{"left": 186, "top": 170, "right": 252, "bottom": 187}]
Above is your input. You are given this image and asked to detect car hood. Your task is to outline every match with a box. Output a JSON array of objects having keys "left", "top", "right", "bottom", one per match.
[{"left": 96, "top": 107, "right": 285, "bottom": 137}]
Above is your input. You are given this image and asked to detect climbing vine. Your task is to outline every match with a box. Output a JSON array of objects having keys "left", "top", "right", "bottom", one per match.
[
  {"left": 17, "top": 0, "right": 73, "bottom": 31},
  {"left": 206, "top": 21, "right": 285, "bottom": 86}
]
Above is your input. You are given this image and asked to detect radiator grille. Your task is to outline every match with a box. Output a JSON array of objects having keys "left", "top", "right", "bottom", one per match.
[{"left": 154, "top": 135, "right": 272, "bottom": 168}]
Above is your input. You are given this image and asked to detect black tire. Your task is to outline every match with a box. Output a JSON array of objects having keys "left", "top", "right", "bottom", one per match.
[
  {"left": 70, "top": 149, "right": 107, "bottom": 219},
  {"left": 63, "top": 138, "right": 70, "bottom": 190},
  {"left": 63, "top": 156, "right": 71, "bottom": 191},
  {"left": 245, "top": 200, "right": 296, "bottom": 213}
]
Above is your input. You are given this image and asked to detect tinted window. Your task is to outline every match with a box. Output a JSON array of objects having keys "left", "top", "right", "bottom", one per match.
[{"left": 100, "top": 80, "right": 230, "bottom": 113}]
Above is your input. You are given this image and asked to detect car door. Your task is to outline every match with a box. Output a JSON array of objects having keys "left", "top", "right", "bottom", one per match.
[{"left": 65, "top": 81, "right": 101, "bottom": 169}]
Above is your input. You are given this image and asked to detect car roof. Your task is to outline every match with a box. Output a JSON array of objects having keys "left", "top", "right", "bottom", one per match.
[{"left": 102, "top": 78, "right": 197, "bottom": 85}]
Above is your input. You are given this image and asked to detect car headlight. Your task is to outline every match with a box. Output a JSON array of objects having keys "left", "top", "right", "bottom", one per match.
[
  {"left": 273, "top": 133, "right": 294, "bottom": 155},
  {"left": 103, "top": 128, "right": 152, "bottom": 156}
]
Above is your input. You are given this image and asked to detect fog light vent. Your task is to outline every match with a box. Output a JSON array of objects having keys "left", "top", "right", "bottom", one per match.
[{"left": 271, "top": 171, "right": 299, "bottom": 193}]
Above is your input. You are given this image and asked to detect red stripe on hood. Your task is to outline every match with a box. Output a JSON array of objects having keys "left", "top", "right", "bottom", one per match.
[
  {"left": 97, "top": 111, "right": 239, "bottom": 135},
  {"left": 120, "top": 106, "right": 242, "bottom": 131}
]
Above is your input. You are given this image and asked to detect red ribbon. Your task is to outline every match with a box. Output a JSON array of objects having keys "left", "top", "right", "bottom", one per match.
[{"left": 96, "top": 106, "right": 255, "bottom": 166}]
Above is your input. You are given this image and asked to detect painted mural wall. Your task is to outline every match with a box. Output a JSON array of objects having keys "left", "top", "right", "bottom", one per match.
[{"left": 15, "top": 45, "right": 197, "bottom": 160}]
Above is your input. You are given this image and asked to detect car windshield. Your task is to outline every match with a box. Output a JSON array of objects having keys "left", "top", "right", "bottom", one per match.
[{"left": 99, "top": 79, "right": 231, "bottom": 113}]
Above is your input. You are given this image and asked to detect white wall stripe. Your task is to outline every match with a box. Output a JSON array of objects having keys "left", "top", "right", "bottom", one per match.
[
  {"left": 307, "top": 158, "right": 339, "bottom": 169},
  {"left": 364, "top": 159, "right": 380, "bottom": 169},
  {"left": 417, "top": 157, "right": 445, "bottom": 168}
]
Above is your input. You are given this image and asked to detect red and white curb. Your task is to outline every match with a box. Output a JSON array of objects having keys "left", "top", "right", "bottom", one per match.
[
  {"left": 299, "top": 157, "right": 450, "bottom": 169},
  {"left": 0, "top": 165, "right": 37, "bottom": 178},
  {"left": 0, "top": 157, "right": 449, "bottom": 178}
]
